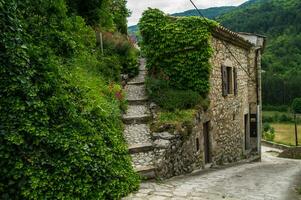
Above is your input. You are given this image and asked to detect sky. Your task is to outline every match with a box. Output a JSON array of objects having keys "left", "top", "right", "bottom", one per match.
[{"left": 127, "top": 0, "right": 248, "bottom": 26}]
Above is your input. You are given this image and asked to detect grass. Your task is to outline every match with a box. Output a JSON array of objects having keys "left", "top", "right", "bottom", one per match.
[
  {"left": 158, "top": 109, "right": 196, "bottom": 125},
  {"left": 271, "top": 123, "right": 301, "bottom": 146},
  {"left": 150, "top": 109, "right": 196, "bottom": 133}
]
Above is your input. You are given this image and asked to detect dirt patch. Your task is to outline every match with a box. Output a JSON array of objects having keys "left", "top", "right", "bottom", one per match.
[{"left": 278, "top": 147, "right": 301, "bottom": 159}]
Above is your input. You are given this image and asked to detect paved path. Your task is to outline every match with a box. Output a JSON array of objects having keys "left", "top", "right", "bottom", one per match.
[{"left": 124, "top": 146, "right": 301, "bottom": 200}]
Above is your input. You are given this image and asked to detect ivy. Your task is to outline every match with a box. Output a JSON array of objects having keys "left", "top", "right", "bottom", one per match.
[
  {"left": 138, "top": 8, "right": 217, "bottom": 96},
  {"left": 0, "top": 1, "right": 139, "bottom": 199}
]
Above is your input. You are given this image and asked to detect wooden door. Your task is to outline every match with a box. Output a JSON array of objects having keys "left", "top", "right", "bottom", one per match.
[{"left": 203, "top": 121, "right": 211, "bottom": 164}]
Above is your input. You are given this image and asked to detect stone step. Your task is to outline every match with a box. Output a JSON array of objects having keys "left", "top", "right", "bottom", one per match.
[
  {"left": 122, "top": 114, "right": 151, "bottom": 124},
  {"left": 123, "top": 105, "right": 150, "bottom": 118},
  {"left": 128, "top": 143, "right": 154, "bottom": 154},
  {"left": 127, "top": 98, "right": 148, "bottom": 105},
  {"left": 139, "top": 59, "right": 146, "bottom": 71},
  {"left": 131, "top": 151, "right": 155, "bottom": 176},
  {"left": 124, "top": 124, "right": 152, "bottom": 146},
  {"left": 127, "top": 80, "right": 145, "bottom": 85},
  {"left": 135, "top": 165, "right": 156, "bottom": 179},
  {"left": 128, "top": 71, "right": 146, "bottom": 85},
  {"left": 125, "top": 85, "right": 147, "bottom": 102}
]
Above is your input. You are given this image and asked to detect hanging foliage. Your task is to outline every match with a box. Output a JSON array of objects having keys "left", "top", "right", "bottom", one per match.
[{"left": 139, "top": 8, "right": 217, "bottom": 96}]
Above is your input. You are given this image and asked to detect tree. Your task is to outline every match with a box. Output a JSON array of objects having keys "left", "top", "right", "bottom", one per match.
[{"left": 292, "top": 98, "right": 301, "bottom": 114}]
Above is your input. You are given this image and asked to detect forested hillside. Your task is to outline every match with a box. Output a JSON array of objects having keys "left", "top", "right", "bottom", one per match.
[
  {"left": 0, "top": 0, "right": 139, "bottom": 199},
  {"left": 172, "top": 6, "right": 235, "bottom": 18},
  {"left": 128, "top": 6, "right": 235, "bottom": 35},
  {"left": 217, "top": 0, "right": 301, "bottom": 106}
]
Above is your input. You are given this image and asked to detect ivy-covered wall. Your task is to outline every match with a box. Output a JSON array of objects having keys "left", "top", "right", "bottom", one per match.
[
  {"left": 138, "top": 8, "right": 217, "bottom": 96},
  {"left": 0, "top": 1, "right": 139, "bottom": 199}
]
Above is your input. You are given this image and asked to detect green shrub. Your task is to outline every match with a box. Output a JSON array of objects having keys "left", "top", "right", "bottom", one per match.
[
  {"left": 279, "top": 114, "right": 293, "bottom": 122},
  {"left": 263, "top": 123, "right": 275, "bottom": 141},
  {"left": 159, "top": 89, "right": 202, "bottom": 111},
  {"left": 292, "top": 98, "right": 301, "bottom": 114},
  {"left": 263, "top": 123, "right": 272, "bottom": 132},
  {"left": 139, "top": 8, "right": 217, "bottom": 96},
  {"left": 146, "top": 78, "right": 206, "bottom": 111},
  {"left": 0, "top": 1, "right": 139, "bottom": 199},
  {"left": 102, "top": 32, "right": 139, "bottom": 78},
  {"left": 262, "top": 115, "right": 274, "bottom": 123}
]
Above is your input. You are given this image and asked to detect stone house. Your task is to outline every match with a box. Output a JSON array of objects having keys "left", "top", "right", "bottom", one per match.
[
  {"left": 201, "top": 28, "right": 266, "bottom": 166},
  {"left": 123, "top": 25, "right": 266, "bottom": 179}
]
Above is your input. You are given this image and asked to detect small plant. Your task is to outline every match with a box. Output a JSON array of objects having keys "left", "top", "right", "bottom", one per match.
[
  {"left": 263, "top": 123, "right": 275, "bottom": 141},
  {"left": 107, "top": 82, "right": 128, "bottom": 112}
]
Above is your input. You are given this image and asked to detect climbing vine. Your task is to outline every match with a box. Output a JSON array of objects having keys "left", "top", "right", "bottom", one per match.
[{"left": 139, "top": 8, "right": 217, "bottom": 96}]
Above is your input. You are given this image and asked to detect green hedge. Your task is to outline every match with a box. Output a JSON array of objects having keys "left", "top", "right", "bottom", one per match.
[
  {"left": 146, "top": 78, "right": 209, "bottom": 111},
  {"left": 139, "top": 8, "right": 217, "bottom": 96},
  {"left": 0, "top": 1, "right": 139, "bottom": 199}
]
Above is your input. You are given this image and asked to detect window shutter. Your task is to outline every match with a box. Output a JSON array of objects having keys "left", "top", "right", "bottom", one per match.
[
  {"left": 221, "top": 65, "right": 228, "bottom": 96},
  {"left": 234, "top": 67, "right": 238, "bottom": 95}
]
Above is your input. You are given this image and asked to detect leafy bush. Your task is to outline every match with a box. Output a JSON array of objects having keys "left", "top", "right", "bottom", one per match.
[
  {"left": 263, "top": 123, "right": 272, "bottom": 132},
  {"left": 157, "top": 90, "right": 203, "bottom": 111},
  {"left": 102, "top": 32, "right": 139, "bottom": 78},
  {"left": 292, "top": 98, "right": 301, "bottom": 114},
  {"left": 262, "top": 115, "right": 274, "bottom": 123},
  {"left": 262, "top": 111, "right": 294, "bottom": 123},
  {"left": 0, "top": 1, "right": 139, "bottom": 199},
  {"left": 279, "top": 114, "right": 293, "bottom": 123},
  {"left": 262, "top": 123, "right": 275, "bottom": 141},
  {"left": 139, "top": 8, "right": 217, "bottom": 96},
  {"left": 146, "top": 78, "right": 208, "bottom": 111}
]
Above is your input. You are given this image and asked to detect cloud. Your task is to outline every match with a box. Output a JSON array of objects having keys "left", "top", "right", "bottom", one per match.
[{"left": 127, "top": 0, "right": 248, "bottom": 26}]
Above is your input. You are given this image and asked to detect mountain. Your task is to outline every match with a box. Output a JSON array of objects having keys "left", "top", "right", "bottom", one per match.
[
  {"left": 172, "top": 6, "right": 235, "bottom": 18},
  {"left": 217, "top": 0, "right": 301, "bottom": 105},
  {"left": 128, "top": 24, "right": 138, "bottom": 34},
  {"left": 128, "top": 6, "right": 236, "bottom": 35}
]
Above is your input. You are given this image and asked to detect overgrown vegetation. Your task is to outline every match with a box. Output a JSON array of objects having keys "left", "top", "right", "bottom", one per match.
[
  {"left": 0, "top": 0, "right": 139, "bottom": 199},
  {"left": 139, "top": 9, "right": 215, "bottom": 128},
  {"left": 146, "top": 78, "right": 209, "bottom": 111},
  {"left": 139, "top": 8, "right": 217, "bottom": 96}
]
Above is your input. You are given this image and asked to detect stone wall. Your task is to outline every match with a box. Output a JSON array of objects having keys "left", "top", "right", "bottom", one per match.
[
  {"left": 151, "top": 111, "right": 205, "bottom": 179},
  {"left": 205, "top": 36, "right": 259, "bottom": 166}
]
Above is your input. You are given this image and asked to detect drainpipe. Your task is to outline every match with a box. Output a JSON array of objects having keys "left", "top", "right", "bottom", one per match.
[{"left": 255, "top": 48, "right": 262, "bottom": 156}]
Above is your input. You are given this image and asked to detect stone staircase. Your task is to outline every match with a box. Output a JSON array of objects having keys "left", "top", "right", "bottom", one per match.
[{"left": 123, "top": 59, "right": 156, "bottom": 179}]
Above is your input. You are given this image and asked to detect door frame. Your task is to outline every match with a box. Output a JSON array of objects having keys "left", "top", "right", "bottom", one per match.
[{"left": 203, "top": 121, "right": 212, "bottom": 164}]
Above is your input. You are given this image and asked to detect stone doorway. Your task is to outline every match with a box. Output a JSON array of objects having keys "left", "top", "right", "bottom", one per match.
[
  {"left": 244, "top": 114, "right": 250, "bottom": 150},
  {"left": 203, "top": 121, "right": 212, "bottom": 164}
]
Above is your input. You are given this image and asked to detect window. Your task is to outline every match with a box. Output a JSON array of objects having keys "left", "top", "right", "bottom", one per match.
[
  {"left": 221, "top": 65, "right": 238, "bottom": 96},
  {"left": 226, "top": 67, "right": 233, "bottom": 94},
  {"left": 196, "top": 137, "right": 200, "bottom": 152}
]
